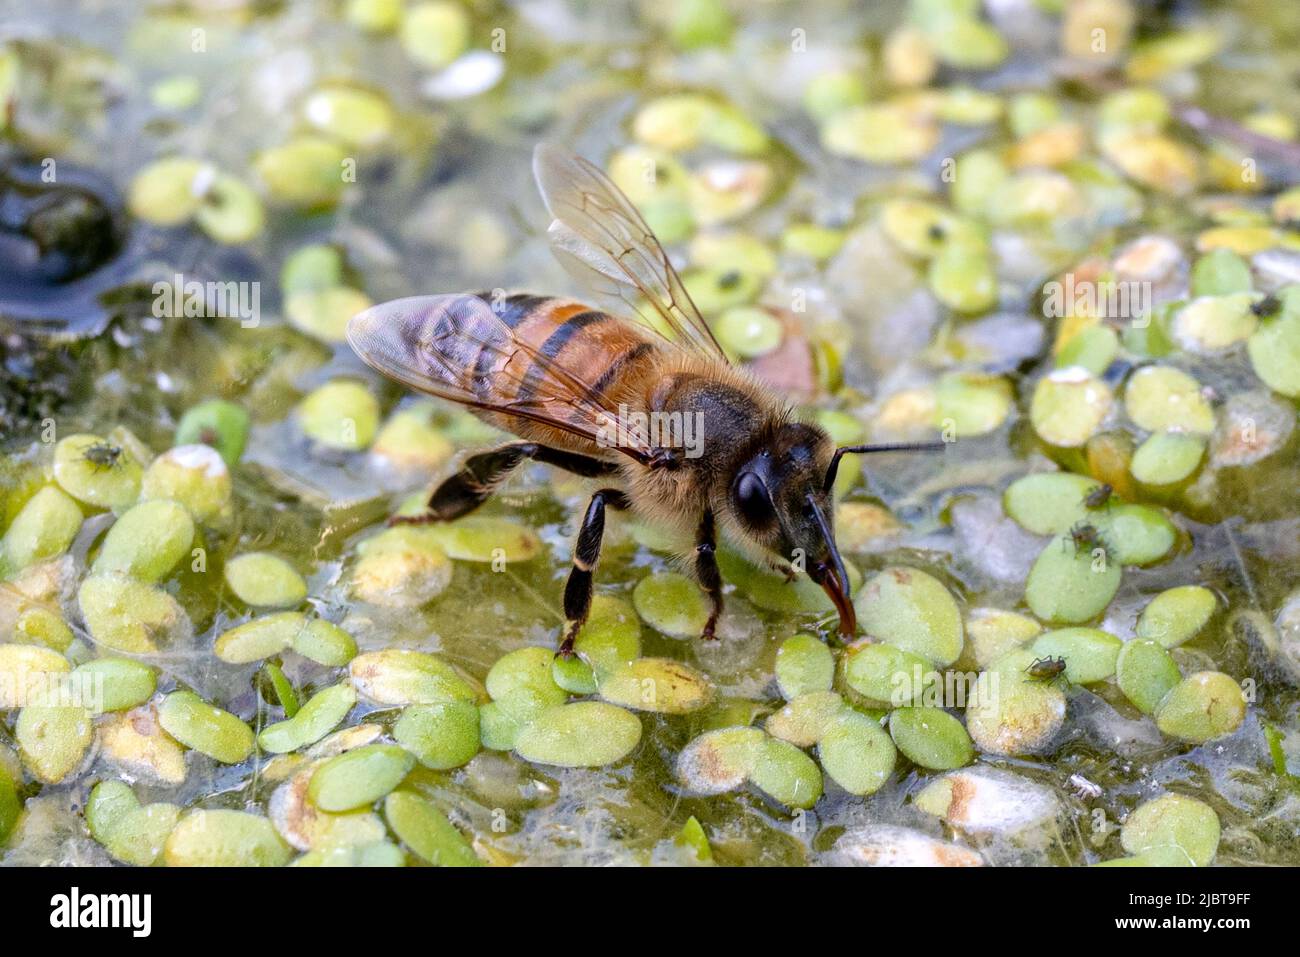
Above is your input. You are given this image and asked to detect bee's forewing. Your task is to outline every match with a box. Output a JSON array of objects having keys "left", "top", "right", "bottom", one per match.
[
  {"left": 346, "top": 294, "right": 491, "bottom": 402},
  {"left": 345, "top": 292, "right": 652, "bottom": 460},
  {"left": 532, "top": 143, "right": 730, "bottom": 363}
]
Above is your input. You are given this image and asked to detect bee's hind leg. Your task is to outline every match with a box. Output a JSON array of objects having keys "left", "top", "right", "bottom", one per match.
[
  {"left": 390, "top": 442, "right": 618, "bottom": 526},
  {"left": 558, "top": 488, "right": 630, "bottom": 657},
  {"left": 695, "top": 510, "right": 723, "bottom": 640}
]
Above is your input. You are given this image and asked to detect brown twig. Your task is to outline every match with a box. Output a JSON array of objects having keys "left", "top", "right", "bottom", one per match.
[{"left": 1063, "top": 68, "right": 1300, "bottom": 177}]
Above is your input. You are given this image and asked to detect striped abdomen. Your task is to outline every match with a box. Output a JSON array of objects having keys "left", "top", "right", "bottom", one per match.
[{"left": 465, "top": 292, "right": 659, "bottom": 445}]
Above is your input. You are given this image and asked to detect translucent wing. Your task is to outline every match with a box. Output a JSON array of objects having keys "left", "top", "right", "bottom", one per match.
[
  {"left": 532, "top": 143, "right": 730, "bottom": 363},
  {"left": 346, "top": 293, "right": 654, "bottom": 462}
]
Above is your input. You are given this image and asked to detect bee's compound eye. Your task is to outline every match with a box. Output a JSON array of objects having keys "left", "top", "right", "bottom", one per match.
[{"left": 733, "top": 471, "right": 775, "bottom": 528}]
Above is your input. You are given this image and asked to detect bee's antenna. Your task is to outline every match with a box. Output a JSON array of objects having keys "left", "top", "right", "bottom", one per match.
[{"left": 823, "top": 441, "right": 947, "bottom": 493}]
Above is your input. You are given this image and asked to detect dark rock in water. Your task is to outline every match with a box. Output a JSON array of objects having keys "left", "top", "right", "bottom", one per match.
[
  {"left": 0, "top": 161, "right": 122, "bottom": 283},
  {"left": 0, "top": 159, "right": 144, "bottom": 436},
  {"left": 0, "top": 156, "right": 139, "bottom": 340}
]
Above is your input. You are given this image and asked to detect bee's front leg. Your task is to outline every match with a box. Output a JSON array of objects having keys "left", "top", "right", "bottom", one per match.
[
  {"left": 695, "top": 509, "right": 723, "bottom": 640},
  {"left": 558, "top": 488, "right": 630, "bottom": 657},
  {"left": 761, "top": 554, "right": 798, "bottom": 583}
]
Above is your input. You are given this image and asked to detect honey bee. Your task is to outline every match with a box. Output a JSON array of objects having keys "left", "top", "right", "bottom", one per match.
[{"left": 347, "top": 145, "right": 943, "bottom": 655}]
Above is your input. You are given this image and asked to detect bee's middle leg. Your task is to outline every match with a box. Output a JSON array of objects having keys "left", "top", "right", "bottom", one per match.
[
  {"left": 391, "top": 442, "right": 618, "bottom": 526},
  {"left": 558, "top": 488, "right": 630, "bottom": 657},
  {"left": 695, "top": 509, "right": 724, "bottom": 640}
]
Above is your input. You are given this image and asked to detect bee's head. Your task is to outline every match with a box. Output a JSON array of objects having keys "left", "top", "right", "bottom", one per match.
[{"left": 728, "top": 421, "right": 856, "bottom": 637}]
